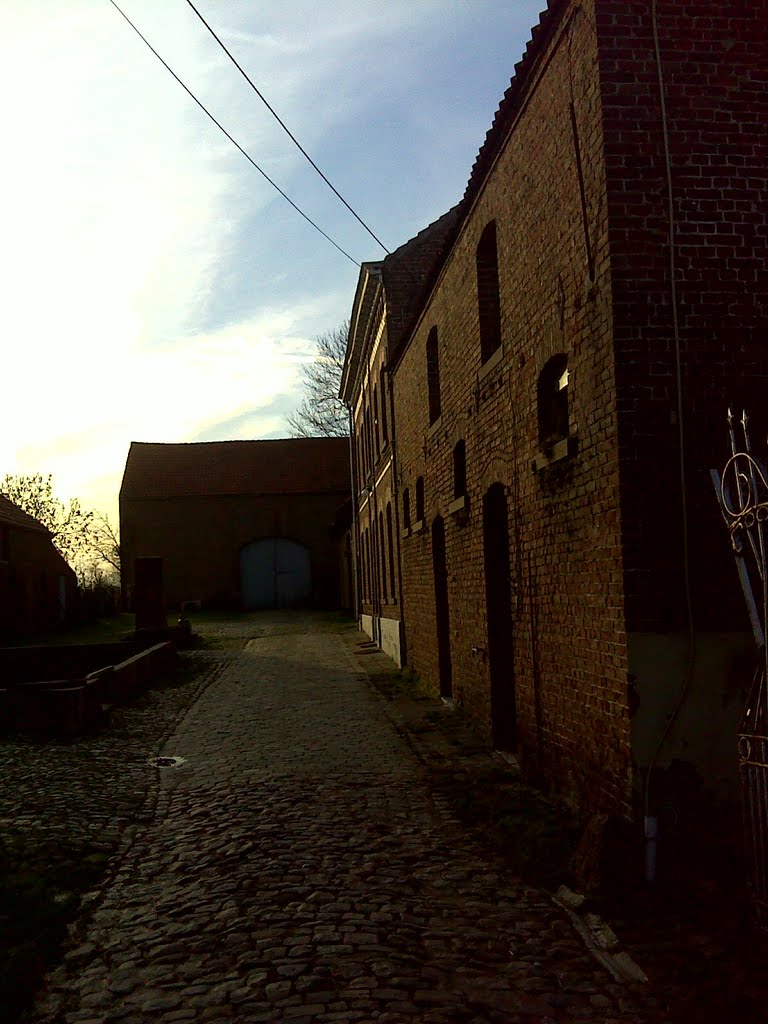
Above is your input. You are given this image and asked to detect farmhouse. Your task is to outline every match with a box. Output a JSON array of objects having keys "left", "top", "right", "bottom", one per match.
[{"left": 346, "top": 0, "right": 768, "bottom": 817}]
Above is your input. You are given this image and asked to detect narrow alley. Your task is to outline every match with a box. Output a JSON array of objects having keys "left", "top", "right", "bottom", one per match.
[{"left": 25, "top": 616, "right": 657, "bottom": 1024}]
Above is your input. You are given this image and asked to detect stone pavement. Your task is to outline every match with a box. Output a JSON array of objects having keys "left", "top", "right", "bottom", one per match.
[{"left": 29, "top": 616, "right": 662, "bottom": 1024}]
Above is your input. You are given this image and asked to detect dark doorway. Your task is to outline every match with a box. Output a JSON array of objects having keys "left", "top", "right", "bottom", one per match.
[
  {"left": 431, "top": 515, "right": 452, "bottom": 699},
  {"left": 483, "top": 483, "right": 516, "bottom": 749}
]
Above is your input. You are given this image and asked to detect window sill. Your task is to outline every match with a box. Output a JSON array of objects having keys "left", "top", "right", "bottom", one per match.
[
  {"left": 447, "top": 495, "right": 469, "bottom": 520},
  {"left": 532, "top": 435, "right": 578, "bottom": 472},
  {"left": 427, "top": 416, "right": 442, "bottom": 439},
  {"left": 478, "top": 344, "right": 504, "bottom": 382},
  {"left": 413, "top": 519, "right": 426, "bottom": 534},
  {"left": 400, "top": 526, "right": 411, "bottom": 539}
]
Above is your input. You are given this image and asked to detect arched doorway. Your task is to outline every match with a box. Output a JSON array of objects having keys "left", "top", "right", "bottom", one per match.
[
  {"left": 483, "top": 483, "right": 516, "bottom": 749},
  {"left": 240, "top": 539, "right": 311, "bottom": 609},
  {"left": 432, "top": 515, "right": 452, "bottom": 699}
]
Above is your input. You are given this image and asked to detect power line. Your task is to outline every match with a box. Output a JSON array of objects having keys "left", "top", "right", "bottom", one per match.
[
  {"left": 106, "top": 0, "right": 359, "bottom": 268},
  {"left": 183, "top": 0, "right": 390, "bottom": 255}
]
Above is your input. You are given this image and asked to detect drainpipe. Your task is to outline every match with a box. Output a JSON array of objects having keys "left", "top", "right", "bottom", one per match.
[
  {"left": 370, "top": 453, "right": 382, "bottom": 648},
  {"left": 346, "top": 404, "right": 361, "bottom": 622},
  {"left": 386, "top": 362, "right": 407, "bottom": 664}
]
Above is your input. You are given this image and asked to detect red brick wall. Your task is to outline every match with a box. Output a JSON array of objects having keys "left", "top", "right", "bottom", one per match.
[
  {"left": 392, "top": 2, "right": 632, "bottom": 815},
  {"left": 597, "top": 0, "right": 768, "bottom": 631}
]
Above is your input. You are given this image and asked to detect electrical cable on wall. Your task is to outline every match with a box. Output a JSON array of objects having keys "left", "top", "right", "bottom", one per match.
[
  {"left": 183, "top": 0, "right": 390, "bottom": 255},
  {"left": 106, "top": 0, "right": 359, "bottom": 268},
  {"left": 643, "top": 0, "right": 697, "bottom": 860}
]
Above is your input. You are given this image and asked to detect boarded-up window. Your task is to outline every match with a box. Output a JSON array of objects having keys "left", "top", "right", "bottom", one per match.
[
  {"left": 477, "top": 220, "right": 502, "bottom": 364},
  {"left": 416, "top": 476, "right": 425, "bottom": 522},
  {"left": 453, "top": 440, "right": 467, "bottom": 499},
  {"left": 426, "top": 327, "right": 441, "bottom": 425}
]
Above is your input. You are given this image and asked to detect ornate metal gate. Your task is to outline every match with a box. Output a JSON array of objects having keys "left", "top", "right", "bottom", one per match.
[{"left": 712, "top": 410, "right": 768, "bottom": 926}]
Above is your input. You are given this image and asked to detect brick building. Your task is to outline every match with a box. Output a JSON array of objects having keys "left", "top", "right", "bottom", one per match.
[
  {"left": 348, "top": 0, "right": 768, "bottom": 817},
  {"left": 342, "top": 210, "right": 459, "bottom": 666},
  {"left": 120, "top": 439, "right": 350, "bottom": 611},
  {"left": 0, "top": 496, "right": 77, "bottom": 638}
]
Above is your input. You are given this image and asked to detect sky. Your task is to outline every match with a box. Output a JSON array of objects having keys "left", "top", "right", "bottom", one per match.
[{"left": 0, "top": 0, "right": 545, "bottom": 521}]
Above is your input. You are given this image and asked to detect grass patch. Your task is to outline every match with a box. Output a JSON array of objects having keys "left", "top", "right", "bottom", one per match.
[
  {"left": 364, "top": 660, "right": 579, "bottom": 890},
  {"left": 1, "top": 614, "right": 135, "bottom": 649},
  {"left": 0, "top": 832, "right": 111, "bottom": 1022}
]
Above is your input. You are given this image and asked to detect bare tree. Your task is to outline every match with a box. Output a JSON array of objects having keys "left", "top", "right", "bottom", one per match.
[
  {"left": 82, "top": 512, "right": 121, "bottom": 586},
  {"left": 0, "top": 473, "right": 94, "bottom": 570},
  {"left": 287, "top": 322, "right": 349, "bottom": 438}
]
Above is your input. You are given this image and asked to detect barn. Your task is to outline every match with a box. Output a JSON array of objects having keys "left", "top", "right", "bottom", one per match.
[{"left": 119, "top": 438, "right": 350, "bottom": 611}]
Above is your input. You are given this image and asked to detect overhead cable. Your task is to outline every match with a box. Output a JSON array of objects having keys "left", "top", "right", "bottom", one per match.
[
  {"left": 106, "top": 0, "right": 359, "bottom": 268},
  {"left": 183, "top": 0, "right": 390, "bottom": 254}
]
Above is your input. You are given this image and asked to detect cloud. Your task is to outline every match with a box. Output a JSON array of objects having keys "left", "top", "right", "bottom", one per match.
[
  {"left": 0, "top": 0, "right": 546, "bottom": 524},
  {"left": 190, "top": 393, "right": 299, "bottom": 443}
]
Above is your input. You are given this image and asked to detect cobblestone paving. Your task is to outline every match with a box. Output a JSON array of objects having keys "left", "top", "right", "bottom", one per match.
[{"left": 29, "top": 618, "right": 661, "bottom": 1024}]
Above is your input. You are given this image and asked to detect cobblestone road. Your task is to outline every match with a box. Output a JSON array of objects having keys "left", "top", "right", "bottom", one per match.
[{"left": 29, "top": 617, "right": 660, "bottom": 1024}]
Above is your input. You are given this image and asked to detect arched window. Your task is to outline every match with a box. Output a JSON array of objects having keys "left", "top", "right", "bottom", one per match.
[
  {"left": 386, "top": 502, "right": 396, "bottom": 597},
  {"left": 380, "top": 367, "right": 388, "bottom": 444},
  {"left": 416, "top": 476, "right": 425, "bottom": 522},
  {"left": 366, "top": 529, "right": 372, "bottom": 602},
  {"left": 453, "top": 440, "right": 467, "bottom": 499},
  {"left": 360, "top": 530, "right": 367, "bottom": 601},
  {"left": 426, "top": 326, "right": 441, "bottom": 425},
  {"left": 379, "top": 510, "right": 387, "bottom": 601},
  {"left": 373, "top": 386, "right": 380, "bottom": 458},
  {"left": 403, "top": 488, "right": 411, "bottom": 531},
  {"left": 476, "top": 220, "right": 502, "bottom": 364},
  {"left": 538, "top": 354, "right": 570, "bottom": 446}
]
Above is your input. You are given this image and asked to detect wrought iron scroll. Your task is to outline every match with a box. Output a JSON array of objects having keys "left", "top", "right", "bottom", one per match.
[{"left": 712, "top": 409, "right": 768, "bottom": 926}]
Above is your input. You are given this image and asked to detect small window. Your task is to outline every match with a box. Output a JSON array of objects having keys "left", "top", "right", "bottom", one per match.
[
  {"left": 380, "top": 368, "right": 389, "bottom": 444},
  {"left": 403, "top": 488, "right": 411, "bottom": 530},
  {"left": 373, "top": 386, "right": 380, "bottom": 458},
  {"left": 453, "top": 440, "right": 467, "bottom": 499},
  {"left": 426, "top": 327, "right": 441, "bottom": 425},
  {"left": 477, "top": 220, "right": 502, "bottom": 364},
  {"left": 416, "top": 476, "right": 425, "bottom": 522},
  {"left": 538, "top": 354, "right": 570, "bottom": 446}
]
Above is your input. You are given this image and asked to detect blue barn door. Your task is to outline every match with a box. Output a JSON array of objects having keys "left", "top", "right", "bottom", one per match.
[{"left": 240, "top": 539, "right": 311, "bottom": 609}]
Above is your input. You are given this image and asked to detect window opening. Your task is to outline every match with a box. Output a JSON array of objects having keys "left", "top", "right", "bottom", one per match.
[
  {"left": 477, "top": 220, "right": 502, "bottom": 364},
  {"left": 386, "top": 502, "right": 396, "bottom": 597},
  {"left": 426, "top": 326, "right": 441, "bottom": 425},
  {"left": 453, "top": 440, "right": 467, "bottom": 499},
  {"left": 416, "top": 476, "right": 425, "bottom": 522},
  {"left": 538, "top": 354, "right": 570, "bottom": 447}
]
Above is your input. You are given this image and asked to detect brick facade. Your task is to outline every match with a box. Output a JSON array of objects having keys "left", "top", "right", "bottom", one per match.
[{"left": 350, "top": 0, "right": 767, "bottom": 817}]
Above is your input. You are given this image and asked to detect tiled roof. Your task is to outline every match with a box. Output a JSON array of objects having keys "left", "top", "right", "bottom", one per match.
[
  {"left": 464, "top": 2, "right": 563, "bottom": 205},
  {"left": 387, "top": 2, "right": 563, "bottom": 366},
  {"left": 382, "top": 206, "right": 461, "bottom": 358},
  {"left": 0, "top": 494, "right": 49, "bottom": 534},
  {"left": 120, "top": 438, "right": 351, "bottom": 500}
]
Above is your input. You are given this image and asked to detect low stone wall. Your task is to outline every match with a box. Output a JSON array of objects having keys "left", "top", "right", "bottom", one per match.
[
  {"left": 0, "top": 642, "right": 137, "bottom": 685},
  {"left": 2, "top": 641, "right": 177, "bottom": 737}
]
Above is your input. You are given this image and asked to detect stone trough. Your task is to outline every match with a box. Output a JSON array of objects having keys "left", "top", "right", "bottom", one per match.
[{"left": 0, "top": 641, "right": 177, "bottom": 738}]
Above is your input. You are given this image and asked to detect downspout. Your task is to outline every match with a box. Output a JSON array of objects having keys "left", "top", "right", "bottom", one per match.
[
  {"left": 345, "top": 405, "right": 361, "bottom": 621},
  {"left": 386, "top": 362, "right": 407, "bottom": 664},
  {"left": 370, "top": 449, "right": 382, "bottom": 647}
]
